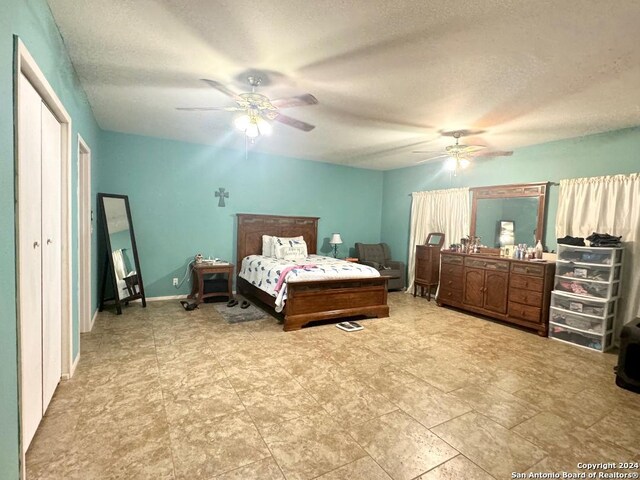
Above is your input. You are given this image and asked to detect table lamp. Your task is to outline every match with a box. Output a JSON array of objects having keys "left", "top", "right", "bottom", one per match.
[{"left": 329, "top": 233, "right": 343, "bottom": 258}]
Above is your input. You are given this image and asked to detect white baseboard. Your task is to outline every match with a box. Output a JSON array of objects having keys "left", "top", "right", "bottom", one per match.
[
  {"left": 90, "top": 308, "right": 98, "bottom": 331},
  {"left": 139, "top": 291, "right": 237, "bottom": 302},
  {"left": 137, "top": 294, "right": 189, "bottom": 302},
  {"left": 62, "top": 352, "right": 80, "bottom": 380}
]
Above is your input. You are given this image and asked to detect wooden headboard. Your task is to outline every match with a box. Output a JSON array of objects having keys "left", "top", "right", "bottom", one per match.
[{"left": 236, "top": 214, "right": 319, "bottom": 270}]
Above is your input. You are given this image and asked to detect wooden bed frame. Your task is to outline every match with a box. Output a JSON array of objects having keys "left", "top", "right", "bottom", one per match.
[{"left": 236, "top": 213, "right": 389, "bottom": 331}]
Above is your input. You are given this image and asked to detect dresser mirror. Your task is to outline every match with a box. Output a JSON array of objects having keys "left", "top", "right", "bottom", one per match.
[
  {"left": 470, "top": 183, "right": 548, "bottom": 248},
  {"left": 98, "top": 193, "right": 146, "bottom": 314}
]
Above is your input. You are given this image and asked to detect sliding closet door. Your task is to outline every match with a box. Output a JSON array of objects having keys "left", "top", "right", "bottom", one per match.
[
  {"left": 17, "top": 73, "right": 43, "bottom": 448},
  {"left": 41, "top": 103, "right": 62, "bottom": 412}
]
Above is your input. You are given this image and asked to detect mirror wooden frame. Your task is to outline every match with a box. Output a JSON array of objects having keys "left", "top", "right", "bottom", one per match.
[
  {"left": 470, "top": 182, "right": 548, "bottom": 245},
  {"left": 425, "top": 232, "right": 445, "bottom": 248},
  {"left": 98, "top": 193, "right": 146, "bottom": 314}
]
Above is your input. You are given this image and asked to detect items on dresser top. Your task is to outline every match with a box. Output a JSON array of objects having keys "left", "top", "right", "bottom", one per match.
[
  {"left": 549, "top": 244, "right": 624, "bottom": 352},
  {"left": 557, "top": 235, "right": 585, "bottom": 246},
  {"left": 586, "top": 232, "right": 622, "bottom": 247},
  {"left": 437, "top": 252, "right": 555, "bottom": 336}
]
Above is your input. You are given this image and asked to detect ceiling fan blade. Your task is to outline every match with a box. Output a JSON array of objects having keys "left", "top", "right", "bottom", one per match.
[
  {"left": 274, "top": 113, "right": 315, "bottom": 132},
  {"left": 271, "top": 94, "right": 319, "bottom": 109},
  {"left": 200, "top": 79, "right": 243, "bottom": 101},
  {"left": 416, "top": 154, "right": 450, "bottom": 164},
  {"left": 176, "top": 106, "right": 242, "bottom": 112},
  {"left": 459, "top": 145, "right": 487, "bottom": 154},
  {"left": 473, "top": 150, "right": 514, "bottom": 158}
]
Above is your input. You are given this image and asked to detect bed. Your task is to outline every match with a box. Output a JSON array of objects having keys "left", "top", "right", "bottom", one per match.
[{"left": 236, "top": 213, "right": 389, "bottom": 331}]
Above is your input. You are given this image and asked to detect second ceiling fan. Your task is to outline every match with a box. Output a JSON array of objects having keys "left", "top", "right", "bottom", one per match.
[
  {"left": 177, "top": 76, "right": 318, "bottom": 138},
  {"left": 413, "top": 130, "right": 513, "bottom": 171}
]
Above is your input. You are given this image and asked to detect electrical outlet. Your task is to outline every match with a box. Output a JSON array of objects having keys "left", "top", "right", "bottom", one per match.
[{"left": 172, "top": 278, "right": 179, "bottom": 286}]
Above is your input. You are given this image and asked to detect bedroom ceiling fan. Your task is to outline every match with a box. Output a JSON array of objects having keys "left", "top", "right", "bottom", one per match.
[
  {"left": 413, "top": 130, "right": 513, "bottom": 173},
  {"left": 177, "top": 76, "right": 318, "bottom": 139}
]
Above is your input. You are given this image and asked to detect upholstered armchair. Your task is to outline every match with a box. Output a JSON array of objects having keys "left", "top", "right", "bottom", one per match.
[{"left": 355, "top": 243, "right": 406, "bottom": 291}]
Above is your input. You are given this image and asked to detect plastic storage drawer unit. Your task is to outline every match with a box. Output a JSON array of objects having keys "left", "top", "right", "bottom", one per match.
[{"left": 549, "top": 324, "right": 613, "bottom": 352}]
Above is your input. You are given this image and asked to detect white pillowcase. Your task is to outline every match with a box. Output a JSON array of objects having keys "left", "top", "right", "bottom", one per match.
[
  {"left": 273, "top": 237, "right": 308, "bottom": 262},
  {"left": 262, "top": 235, "right": 275, "bottom": 257},
  {"left": 261, "top": 235, "right": 306, "bottom": 257}
]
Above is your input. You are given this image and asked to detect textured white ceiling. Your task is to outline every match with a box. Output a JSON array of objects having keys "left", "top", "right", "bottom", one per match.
[{"left": 47, "top": 0, "right": 640, "bottom": 170}]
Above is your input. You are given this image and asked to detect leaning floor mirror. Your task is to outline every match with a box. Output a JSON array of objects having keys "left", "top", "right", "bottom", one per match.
[{"left": 98, "top": 193, "right": 146, "bottom": 314}]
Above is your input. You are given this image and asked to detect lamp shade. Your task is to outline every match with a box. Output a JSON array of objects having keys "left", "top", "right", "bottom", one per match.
[{"left": 329, "top": 233, "right": 343, "bottom": 245}]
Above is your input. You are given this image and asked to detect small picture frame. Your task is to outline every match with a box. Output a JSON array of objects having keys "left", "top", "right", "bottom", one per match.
[
  {"left": 574, "top": 267, "right": 588, "bottom": 278},
  {"left": 425, "top": 232, "right": 445, "bottom": 248}
]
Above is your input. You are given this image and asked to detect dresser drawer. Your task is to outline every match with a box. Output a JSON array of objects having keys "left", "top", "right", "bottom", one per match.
[
  {"left": 441, "top": 254, "right": 463, "bottom": 265},
  {"left": 508, "top": 302, "right": 542, "bottom": 323},
  {"left": 438, "top": 287, "right": 463, "bottom": 303},
  {"left": 441, "top": 264, "right": 463, "bottom": 277},
  {"left": 510, "top": 273, "right": 544, "bottom": 292},
  {"left": 440, "top": 275, "right": 463, "bottom": 290},
  {"left": 509, "top": 288, "right": 542, "bottom": 307},
  {"left": 465, "top": 257, "right": 509, "bottom": 271},
  {"left": 511, "top": 262, "right": 545, "bottom": 277}
]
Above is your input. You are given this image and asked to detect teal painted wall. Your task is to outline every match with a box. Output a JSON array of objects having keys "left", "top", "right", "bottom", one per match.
[
  {"left": 381, "top": 126, "right": 640, "bottom": 266},
  {"left": 1, "top": 1, "right": 102, "bottom": 477},
  {"left": 97, "top": 131, "right": 384, "bottom": 298}
]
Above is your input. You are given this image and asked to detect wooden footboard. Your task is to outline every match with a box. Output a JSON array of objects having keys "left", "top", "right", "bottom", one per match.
[{"left": 236, "top": 276, "right": 389, "bottom": 331}]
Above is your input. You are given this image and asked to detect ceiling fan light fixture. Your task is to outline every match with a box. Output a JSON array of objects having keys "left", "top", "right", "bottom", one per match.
[
  {"left": 233, "top": 114, "right": 251, "bottom": 131},
  {"left": 444, "top": 157, "right": 458, "bottom": 171},
  {"left": 256, "top": 117, "right": 273, "bottom": 136},
  {"left": 245, "top": 122, "right": 260, "bottom": 138}
]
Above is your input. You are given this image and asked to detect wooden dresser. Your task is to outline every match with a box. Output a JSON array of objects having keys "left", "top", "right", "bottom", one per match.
[
  {"left": 414, "top": 245, "right": 441, "bottom": 300},
  {"left": 437, "top": 252, "right": 555, "bottom": 336}
]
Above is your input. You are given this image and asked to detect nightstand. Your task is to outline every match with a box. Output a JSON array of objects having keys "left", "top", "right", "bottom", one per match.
[{"left": 188, "top": 263, "right": 234, "bottom": 304}]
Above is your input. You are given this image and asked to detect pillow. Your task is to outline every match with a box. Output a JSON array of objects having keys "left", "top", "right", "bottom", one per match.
[
  {"left": 261, "top": 235, "right": 305, "bottom": 257},
  {"left": 262, "top": 235, "right": 275, "bottom": 257},
  {"left": 274, "top": 237, "right": 308, "bottom": 262}
]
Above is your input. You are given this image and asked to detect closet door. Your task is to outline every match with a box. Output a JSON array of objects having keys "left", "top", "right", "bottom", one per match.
[
  {"left": 17, "top": 73, "right": 43, "bottom": 449},
  {"left": 41, "top": 103, "right": 62, "bottom": 412}
]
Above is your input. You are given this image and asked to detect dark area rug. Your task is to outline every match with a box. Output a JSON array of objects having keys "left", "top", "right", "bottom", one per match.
[{"left": 213, "top": 295, "right": 270, "bottom": 323}]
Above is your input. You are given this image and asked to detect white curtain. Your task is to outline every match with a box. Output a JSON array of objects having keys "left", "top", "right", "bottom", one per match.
[
  {"left": 556, "top": 173, "right": 640, "bottom": 335},
  {"left": 406, "top": 187, "right": 470, "bottom": 293}
]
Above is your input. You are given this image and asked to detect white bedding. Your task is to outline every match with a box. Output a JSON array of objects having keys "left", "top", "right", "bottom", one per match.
[{"left": 239, "top": 254, "right": 380, "bottom": 312}]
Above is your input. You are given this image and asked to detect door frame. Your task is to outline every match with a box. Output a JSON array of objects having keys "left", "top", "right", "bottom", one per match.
[
  {"left": 14, "top": 37, "right": 74, "bottom": 474},
  {"left": 77, "top": 135, "right": 93, "bottom": 333}
]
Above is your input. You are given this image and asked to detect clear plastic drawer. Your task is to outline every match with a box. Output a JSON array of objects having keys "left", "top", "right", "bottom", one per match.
[
  {"left": 555, "top": 263, "right": 621, "bottom": 284},
  {"left": 550, "top": 291, "right": 616, "bottom": 319},
  {"left": 549, "top": 324, "right": 613, "bottom": 352},
  {"left": 557, "top": 245, "right": 623, "bottom": 266},
  {"left": 549, "top": 308, "right": 613, "bottom": 335},
  {"left": 554, "top": 276, "right": 618, "bottom": 299}
]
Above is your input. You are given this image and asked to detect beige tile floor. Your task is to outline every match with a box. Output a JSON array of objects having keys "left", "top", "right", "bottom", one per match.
[{"left": 26, "top": 293, "right": 640, "bottom": 480}]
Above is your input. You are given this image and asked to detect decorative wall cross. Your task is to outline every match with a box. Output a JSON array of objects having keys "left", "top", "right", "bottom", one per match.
[{"left": 215, "top": 187, "right": 229, "bottom": 207}]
